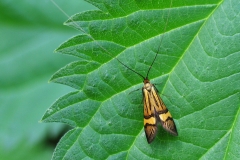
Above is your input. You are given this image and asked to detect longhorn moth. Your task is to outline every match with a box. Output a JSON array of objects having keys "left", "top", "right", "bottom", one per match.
[{"left": 51, "top": 0, "right": 178, "bottom": 143}]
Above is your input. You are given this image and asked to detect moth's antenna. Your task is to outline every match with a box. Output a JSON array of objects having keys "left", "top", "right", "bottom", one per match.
[
  {"left": 146, "top": 0, "right": 172, "bottom": 79},
  {"left": 50, "top": 0, "right": 145, "bottom": 79}
]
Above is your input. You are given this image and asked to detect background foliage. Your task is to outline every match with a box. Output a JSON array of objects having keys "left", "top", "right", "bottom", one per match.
[
  {"left": 42, "top": 0, "right": 240, "bottom": 159},
  {"left": 0, "top": 0, "right": 94, "bottom": 159}
]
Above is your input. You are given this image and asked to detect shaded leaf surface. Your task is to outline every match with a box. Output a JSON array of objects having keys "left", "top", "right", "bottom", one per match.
[{"left": 42, "top": 0, "right": 240, "bottom": 159}]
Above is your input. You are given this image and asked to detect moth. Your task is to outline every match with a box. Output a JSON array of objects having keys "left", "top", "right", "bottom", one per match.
[
  {"left": 116, "top": 1, "right": 178, "bottom": 143},
  {"left": 119, "top": 57, "right": 178, "bottom": 143},
  {"left": 51, "top": 0, "right": 177, "bottom": 144},
  {"left": 143, "top": 78, "right": 178, "bottom": 143},
  {"left": 121, "top": 53, "right": 178, "bottom": 143}
]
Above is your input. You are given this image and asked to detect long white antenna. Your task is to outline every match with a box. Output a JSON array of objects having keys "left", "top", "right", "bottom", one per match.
[
  {"left": 51, "top": 0, "right": 146, "bottom": 79},
  {"left": 51, "top": 0, "right": 172, "bottom": 80}
]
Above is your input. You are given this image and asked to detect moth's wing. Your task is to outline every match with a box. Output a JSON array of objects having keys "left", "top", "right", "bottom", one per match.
[
  {"left": 152, "top": 85, "right": 178, "bottom": 136},
  {"left": 143, "top": 88, "right": 158, "bottom": 143}
]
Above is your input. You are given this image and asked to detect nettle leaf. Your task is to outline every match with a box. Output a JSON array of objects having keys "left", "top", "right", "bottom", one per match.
[{"left": 42, "top": 0, "right": 240, "bottom": 159}]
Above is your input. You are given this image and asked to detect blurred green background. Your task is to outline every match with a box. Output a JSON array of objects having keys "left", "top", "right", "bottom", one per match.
[{"left": 0, "top": 0, "right": 94, "bottom": 159}]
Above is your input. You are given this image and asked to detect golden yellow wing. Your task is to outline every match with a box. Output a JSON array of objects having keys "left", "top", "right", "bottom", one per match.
[
  {"left": 151, "top": 84, "right": 178, "bottom": 136},
  {"left": 143, "top": 86, "right": 158, "bottom": 143}
]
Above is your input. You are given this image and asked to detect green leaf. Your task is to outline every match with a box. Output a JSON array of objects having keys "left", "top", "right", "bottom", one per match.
[{"left": 42, "top": 0, "right": 240, "bottom": 159}]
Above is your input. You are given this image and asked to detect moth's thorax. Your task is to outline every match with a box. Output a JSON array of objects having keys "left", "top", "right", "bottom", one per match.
[{"left": 143, "top": 79, "right": 152, "bottom": 91}]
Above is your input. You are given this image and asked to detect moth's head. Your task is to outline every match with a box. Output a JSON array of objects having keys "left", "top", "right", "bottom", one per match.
[
  {"left": 143, "top": 78, "right": 150, "bottom": 84},
  {"left": 143, "top": 79, "right": 152, "bottom": 91}
]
